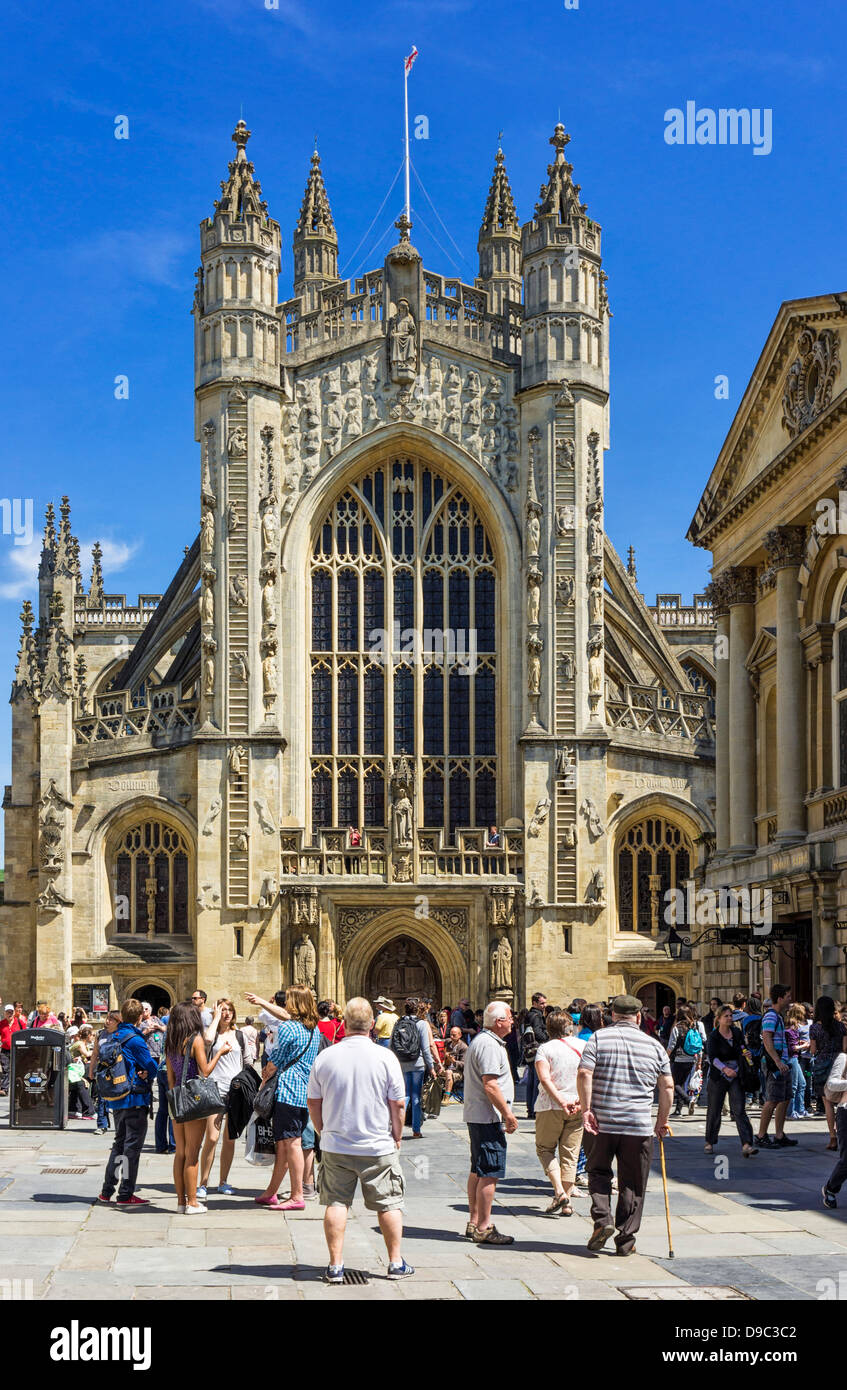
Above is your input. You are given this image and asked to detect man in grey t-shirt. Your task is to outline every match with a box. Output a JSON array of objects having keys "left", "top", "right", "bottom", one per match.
[
  {"left": 462, "top": 1001, "right": 518, "bottom": 1246},
  {"left": 577, "top": 994, "right": 673, "bottom": 1256}
]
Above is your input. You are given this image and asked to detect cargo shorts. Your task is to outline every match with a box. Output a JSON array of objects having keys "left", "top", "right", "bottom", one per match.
[{"left": 318, "top": 1148, "right": 405, "bottom": 1212}]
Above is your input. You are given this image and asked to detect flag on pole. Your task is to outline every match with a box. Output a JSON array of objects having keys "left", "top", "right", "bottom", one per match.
[{"left": 405, "top": 46, "right": 418, "bottom": 74}]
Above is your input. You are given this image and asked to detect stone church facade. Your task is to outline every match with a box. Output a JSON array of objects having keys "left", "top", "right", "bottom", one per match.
[{"left": 1, "top": 120, "right": 716, "bottom": 1017}]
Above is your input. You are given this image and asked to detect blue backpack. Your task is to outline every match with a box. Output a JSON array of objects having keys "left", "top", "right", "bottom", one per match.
[
  {"left": 96, "top": 1031, "right": 137, "bottom": 1102},
  {"left": 682, "top": 1026, "right": 703, "bottom": 1057}
]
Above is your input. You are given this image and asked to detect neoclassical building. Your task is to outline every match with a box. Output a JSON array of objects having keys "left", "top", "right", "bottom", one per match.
[
  {"left": 1, "top": 120, "right": 716, "bottom": 1018},
  {"left": 690, "top": 293, "right": 847, "bottom": 1004}
]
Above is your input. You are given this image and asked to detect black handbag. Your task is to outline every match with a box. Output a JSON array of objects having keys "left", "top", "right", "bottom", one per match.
[
  {"left": 252, "top": 1036, "right": 312, "bottom": 1119},
  {"left": 167, "top": 1034, "right": 224, "bottom": 1124}
]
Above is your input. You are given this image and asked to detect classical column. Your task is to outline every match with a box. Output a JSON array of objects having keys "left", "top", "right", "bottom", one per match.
[
  {"left": 706, "top": 577, "right": 731, "bottom": 854},
  {"left": 725, "top": 567, "right": 757, "bottom": 856},
  {"left": 764, "top": 526, "right": 807, "bottom": 843}
]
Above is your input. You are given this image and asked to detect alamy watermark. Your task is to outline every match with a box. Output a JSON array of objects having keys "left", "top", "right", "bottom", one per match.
[
  {"left": 664, "top": 881, "right": 773, "bottom": 935},
  {"left": 0, "top": 498, "right": 33, "bottom": 547},
  {"left": 664, "top": 103, "right": 772, "bottom": 156},
  {"left": 367, "top": 624, "right": 479, "bottom": 673}
]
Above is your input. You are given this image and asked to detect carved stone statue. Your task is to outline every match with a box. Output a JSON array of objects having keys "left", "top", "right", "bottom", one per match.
[
  {"left": 293, "top": 934, "right": 317, "bottom": 990},
  {"left": 557, "top": 574, "right": 575, "bottom": 606},
  {"left": 227, "top": 425, "right": 247, "bottom": 457},
  {"left": 392, "top": 787, "right": 413, "bottom": 848},
  {"left": 527, "top": 636, "right": 542, "bottom": 697},
  {"left": 588, "top": 575, "right": 603, "bottom": 626},
  {"left": 560, "top": 652, "right": 575, "bottom": 683},
  {"left": 528, "top": 796, "right": 551, "bottom": 837},
  {"left": 230, "top": 575, "right": 248, "bottom": 607},
  {"left": 233, "top": 830, "right": 249, "bottom": 853},
  {"left": 232, "top": 650, "right": 249, "bottom": 681},
  {"left": 527, "top": 508, "right": 541, "bottom": 558},
  {"left": 258, "top": 874, "right": 278, "bottom": 910},
  {"left": 262, "top": 650, "right": 278, "bottom": 697},
  {"left": 200, "top": 508, "right": 215, "bottom": 554},
  {"left": 585, "top": 869, "right": 606, "bottom": 905},
  {"left": 527, "top": 569, "right": 542, "bottom": 627},
  {"left": 390, "top": 299, "right": 417, "bottom": 380},
  {"left": 224, "top": 500, "right": 240, "bottom": 536},
  {"left": 261, "top": 575, "right": 276, "bottom": 625},
  {"left": 490, "top": 934, "right": 513, "bottom": 992},
  {"left": 261, "top": 501, "right": 279, "bottom": 553},
  {"left": 228, "top": 745, "right": 246, "bottom": 776},
  {"left": 561, "top": 824, "right": 577, "bottom": 849},
  {"left": 203, "top": 639, "right": 216, "bottom": 697},
  {"left": 201, "top": 796, "right": 222, "bottom": 836},
  {"left": 580, "top": 797, "right": 605, "bottom": 839},
  {"left": 555, "top": 506, "right": 574, "bottom": 536},
  {"left": 588, "top": 643, "right": 604, "bottom": 696},
  {"left": 201, "top": 580, "right": 214, "bottom": 629}
]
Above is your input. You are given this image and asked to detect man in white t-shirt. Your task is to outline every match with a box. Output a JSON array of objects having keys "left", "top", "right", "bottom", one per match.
[{"left": 307, "top": 996, "right": 413, "bottom": 1285}]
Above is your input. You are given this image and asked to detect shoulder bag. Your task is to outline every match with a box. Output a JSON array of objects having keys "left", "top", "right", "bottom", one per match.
[{"left": 167, "top": 1034, "right": 225, "bottom": 1124}]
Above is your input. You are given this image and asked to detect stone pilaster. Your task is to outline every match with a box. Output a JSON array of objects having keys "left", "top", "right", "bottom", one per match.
[
  {"left": 764, "top": 526, "right": 807, "bottom": 843},
  {"left": 724, "top": 566, "right": 757, "bottom": 856},
  {"left": 706, "top": 577, "right": 731, "bottom": 854}
]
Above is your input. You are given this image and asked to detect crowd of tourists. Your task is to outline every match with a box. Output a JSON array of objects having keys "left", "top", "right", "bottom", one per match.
[{"left": 3, "top": 980, "right": 847, "bottom": 1283}]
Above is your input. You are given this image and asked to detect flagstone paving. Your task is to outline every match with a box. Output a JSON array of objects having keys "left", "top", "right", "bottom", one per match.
[{"left": 1, "top": 1091, "right": 846, "bottom": 1301}]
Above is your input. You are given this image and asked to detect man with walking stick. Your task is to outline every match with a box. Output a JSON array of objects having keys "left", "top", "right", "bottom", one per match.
[{"left": 576, "top": 994, "right": 674, "bottom": 1256}]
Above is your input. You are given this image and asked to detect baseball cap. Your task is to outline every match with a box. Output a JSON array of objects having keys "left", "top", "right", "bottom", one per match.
[{"left": 610, "top": 994, "right": 642, "bottom": 1015}]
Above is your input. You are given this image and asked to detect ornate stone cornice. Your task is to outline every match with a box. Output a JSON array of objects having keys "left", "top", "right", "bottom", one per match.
[
  {"left": 782, "top": 326, "right": 841, "bottom": 439},
  {"left": 763, "top": 524, "right": 806, "bottom": 570}
]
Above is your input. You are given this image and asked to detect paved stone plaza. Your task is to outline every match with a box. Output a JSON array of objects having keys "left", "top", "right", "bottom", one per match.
[{"left": 2, "top": 1090, "right": 846, "bottom": 1302}]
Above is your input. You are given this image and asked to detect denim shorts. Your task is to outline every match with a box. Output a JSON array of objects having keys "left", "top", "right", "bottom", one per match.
[{"left": 468, "top": 1121, "right": 507, "bottom": 1178}]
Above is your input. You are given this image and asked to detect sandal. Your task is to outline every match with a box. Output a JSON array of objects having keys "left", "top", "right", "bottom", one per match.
[
  {"left": 703, "top": 1143, "right": 713, "bottom": 1154},
  {"left": 545, "top": 1194, "right": 569, "bottom": 1214}
]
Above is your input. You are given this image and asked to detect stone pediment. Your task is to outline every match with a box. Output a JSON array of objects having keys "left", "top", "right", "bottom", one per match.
[
  {"left": 745, "top": 625, "right": 777, "bottom": 673},
  {"left": 689, "top": 295, "right": 847, "bottom": 547},
  {"left": 280, "top": 346, "right": 518, "bottom": 518}
]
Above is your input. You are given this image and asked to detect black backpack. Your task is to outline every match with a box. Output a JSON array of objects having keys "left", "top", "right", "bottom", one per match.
[
  {"left": 744, "top": 1015, "right": 763, "bottom": 1059},
  {"left": 390, "top": 1016, "right": 421, "bottom": 1064}
]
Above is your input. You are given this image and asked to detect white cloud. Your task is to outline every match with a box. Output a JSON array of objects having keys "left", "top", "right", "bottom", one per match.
[
  {"left": 66, "top": 229, "right": 192, "bottom": 293},
  {"left": 0, "top": 533, "right": 139, "bottom": 603}
]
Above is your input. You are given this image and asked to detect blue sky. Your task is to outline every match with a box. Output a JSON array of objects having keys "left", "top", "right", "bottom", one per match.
[{"left": 1, "top": 0, "right": 845, "bottom": 816}]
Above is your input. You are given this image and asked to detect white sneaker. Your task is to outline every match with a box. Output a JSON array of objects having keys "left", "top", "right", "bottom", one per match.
[
  {"left": 196, "top": 1185, "right": 207, "bottom": 1201},
  {"left": 177, "top": 1204, "right": 186, "bottom": 1215},
  {"left": 184, "top": 1203, "right": 207, "bottom": 1215}
]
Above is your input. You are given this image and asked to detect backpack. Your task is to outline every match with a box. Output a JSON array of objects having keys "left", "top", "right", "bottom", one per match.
[
  {"left": 744, "top": 1015, "right": 763, "bottom": 1059},
  {"left": 682, "top": 1026, "right": 703, "bottom": 1057},
  {"left": 390, "top": 1016, "right": 421, "bottom": 1064},
  {"left": 95, "top": 1031, "right": 137, "bottom": 1102}
]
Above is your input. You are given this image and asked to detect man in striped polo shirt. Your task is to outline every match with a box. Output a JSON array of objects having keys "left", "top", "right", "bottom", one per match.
[{"left": 577, "top": 994, "right": 673, "bottom": 1256}]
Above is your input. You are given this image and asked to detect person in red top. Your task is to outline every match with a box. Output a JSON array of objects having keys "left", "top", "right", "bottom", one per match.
[
  {"left": 317, "top": 1000, "right": 341, "bottom": 1044},
  {"left": 0, "top": 1004, "right": 14, "bottom": 1094},
  {"left": 10, "top": 1003, "right": 28, "bottom": 1032}
]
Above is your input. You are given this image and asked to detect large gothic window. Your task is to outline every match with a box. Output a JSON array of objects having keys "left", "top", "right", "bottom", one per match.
[
  {"left": 616, "top": 816, "right": 692, "bottom": 934},
  {"left": 112, "top": 820, "right": 191, "bottom": 936},
  {"left": 309, "top": 457, "right": 498, "bottom": 840}
]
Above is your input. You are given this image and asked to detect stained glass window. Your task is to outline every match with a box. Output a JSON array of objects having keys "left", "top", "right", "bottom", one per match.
[
  {"left": 111, "top": 821, "right": 190, "bottom": 936},
  {"left": 615, "top": 816, "right": 695, "bottom": 933}
]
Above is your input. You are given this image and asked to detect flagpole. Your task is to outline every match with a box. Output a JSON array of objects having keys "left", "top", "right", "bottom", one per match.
[{"left": 403, "top": 58, "right": 411, "bottom": 222}]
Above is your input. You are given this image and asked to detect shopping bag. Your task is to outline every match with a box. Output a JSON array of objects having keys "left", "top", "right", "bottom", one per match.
[
  {"left": 244, "top": 1112, "right": 276, "bottom": 1165},
  {"left": 422, "top": 1074, "right": 444, "bottom": 1117}
]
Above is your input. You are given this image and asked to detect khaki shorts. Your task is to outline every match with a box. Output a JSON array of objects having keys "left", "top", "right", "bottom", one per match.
[
  {"left": 318, "top": 1148, "right": 405, "bottom": 1212},
  {"left": 534, "top": 1108, "right": 584, "bottom": 1184}
]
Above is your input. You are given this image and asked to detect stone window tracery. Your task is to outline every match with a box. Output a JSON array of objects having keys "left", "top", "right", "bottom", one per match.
[
  {"left": 616, "top": 816, "right": 692, "bottom": 933},
  {"left": 112, "top": 819, "right": 191, "bottom": 936},
  {"left": 309, "top": 457, "right": 498, "bottom": 839}
]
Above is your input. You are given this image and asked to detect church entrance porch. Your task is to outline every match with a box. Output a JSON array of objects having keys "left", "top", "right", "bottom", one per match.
[{"left": 364, "top": 936, "right": 442, "bottom": 1009}]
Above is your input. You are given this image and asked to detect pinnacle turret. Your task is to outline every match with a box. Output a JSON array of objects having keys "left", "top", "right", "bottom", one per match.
[
  {"left": 534, "top": 122, "right": 587, "bottom": 222},
  {"left": 477, "top": 143, "right": 521, "bottom": 320},
  {"left": 292, "top": 146, "right": 339, "bottom": 312},
  {"left": 213, "top": 120, "right": 269, "bottom": 223},
  {"left": 480, "top": 146, "right": 519, "bottom": 237},
  {"left": 89, "top": 541, "right": 104, "bottom": 607},
  {"left": 295, "top": 148, "right": 337, "bottom": 240}
]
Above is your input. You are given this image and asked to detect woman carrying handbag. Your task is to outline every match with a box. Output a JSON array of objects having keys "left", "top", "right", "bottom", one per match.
[{"left": 165, "top": 1002, "right": 233, "bottom": 1214}]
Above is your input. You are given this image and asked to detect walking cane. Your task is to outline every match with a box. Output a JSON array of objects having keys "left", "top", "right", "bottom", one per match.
[{"left": 659, "top": 1124, "right": 674, "bottom": 1258}]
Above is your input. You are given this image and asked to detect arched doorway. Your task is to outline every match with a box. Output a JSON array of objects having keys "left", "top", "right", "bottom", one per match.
[
  {"left": 634, "top": 980, "right": 676, "bottom": 1019},
  {"left": 364, "top": 936, "right": 442, "bottom": 1009},
  {"left": 127, "top": 982, "right": 173, "bottom": 1014}
]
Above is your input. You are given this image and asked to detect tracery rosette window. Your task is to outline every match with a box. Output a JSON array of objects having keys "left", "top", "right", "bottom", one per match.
[
  {"left": 616, "top": 816, "right": 692, "bottom": 933},
  {"left": 309, "top": 458, "right": 498, "bottom": 841}
]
